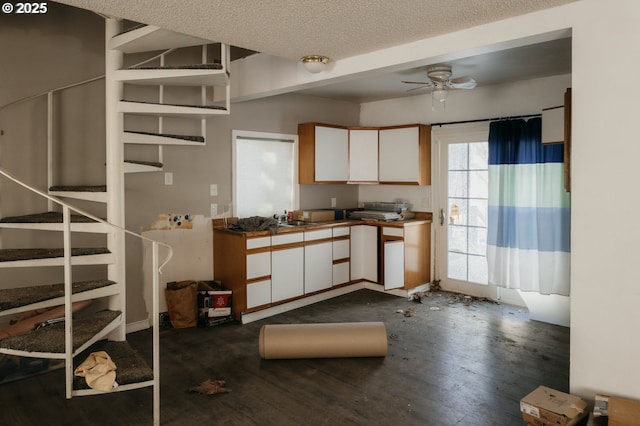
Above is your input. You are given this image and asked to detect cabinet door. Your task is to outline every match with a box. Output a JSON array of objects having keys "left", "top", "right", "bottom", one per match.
[
  {"left": 350, "top": 225, "right": 378, "bottom": 282},
  {"left": 315, "top": 126, "right": 348, "bottom": 182},
  {"left": 246, "top": 252, "right": 270, "bottom": 280},
  {"left": 349, "top": 129, "right": 378, "bottom": 182},
  {"left": 304, "top": 241, "right": 333, "bottom": 294},
  {"left": 384, "top": 240, "right": 405, "bottom": 290},
  {"left": 379, "top": 126, "right": 420, "bottom": 183},
  {"left": 271, "top": 247, "right": 304, "bottom": 302},
  {"left": 247, "top": 279, "right": 271, "bottom": 308},
  {"left": 333, "top": 262, "right": 350, "bottom": 286},
  {"left": 333, "top": 239, "right": 350, "bottom": 260}
]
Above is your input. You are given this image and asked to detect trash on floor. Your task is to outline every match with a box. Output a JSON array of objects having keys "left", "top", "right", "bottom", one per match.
[{"left": 189, "top": 379, "right": 231, "bottom": 395}]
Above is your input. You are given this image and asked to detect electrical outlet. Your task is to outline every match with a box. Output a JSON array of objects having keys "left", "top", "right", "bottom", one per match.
[
  {"left": 211, "top": 203, "right": 218, "bottom": 217},
  {"left": 164, "top": 172, "right": 173, "bottom": 185},
  {"left": 210, "top": 183, "right": 218, "bottom": 196},
  {"left": 331, "top": 197, "right": 337, "bottom": 207}
]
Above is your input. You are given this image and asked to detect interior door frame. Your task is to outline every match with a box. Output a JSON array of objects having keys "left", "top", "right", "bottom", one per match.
[{"left": 432, "top": 122, "right": 521, "bottom": 302}]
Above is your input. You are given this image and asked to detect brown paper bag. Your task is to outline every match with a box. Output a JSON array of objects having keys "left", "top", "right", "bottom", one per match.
[{"left": 165, "top": 281, "right": 198, "bottom": 328}]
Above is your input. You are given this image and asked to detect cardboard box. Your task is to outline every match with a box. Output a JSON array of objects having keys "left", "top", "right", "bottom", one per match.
[
  {"left": 520, "top": 386, "right": 588, "bottom": 426},
  {"left": 609, "top": 395, "right": 640, "bottom": 426},
  {"left": 197, "top": 281, "right": 232, "bottom": 325},
  {"left": 301, "top": 210, "right": 335, "bottom": 222}
]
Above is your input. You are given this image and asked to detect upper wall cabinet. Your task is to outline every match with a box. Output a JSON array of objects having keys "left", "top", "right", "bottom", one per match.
[
  {"left": 379, "top": 124, "right": 431, "bottom": 185},
  {"left": 349, "top": 128, "right": 379, "bottom": 183},
  {"left": 298, "top": 123, "right": 349, "bottom": 184},
  {"left": 299, "top": 122, "right": 431, "bottom": 186}
]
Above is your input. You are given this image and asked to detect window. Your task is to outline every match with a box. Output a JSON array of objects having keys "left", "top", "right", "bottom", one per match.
[{"left": 232, "top": 130, "right": 299, "bottom": 218}]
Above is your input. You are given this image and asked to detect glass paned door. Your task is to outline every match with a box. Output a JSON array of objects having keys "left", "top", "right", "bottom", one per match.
[{"left": 447, "top": 142, "right": 488, "bottom": 284}]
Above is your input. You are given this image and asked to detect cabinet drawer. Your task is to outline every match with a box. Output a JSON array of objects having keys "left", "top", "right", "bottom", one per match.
[
  {"left": 272, "top": 232, "right": 303, "bottom": 246},
  {"left": 247, "top": 279, "right": 271, "bottom": 308},
  {"left": 383, "top": 227, "right": 404, "bottom": 237},
  {"left": 305, "top": 228, "right": 332, "bottom": 241},
  {"left": 333, "top": 262, "right": 350, "bottom": 286},
  {"left": 246, "top": 252, "right": 270, "bottom": 280},
  {"left": 333, "top": 239, "right": 350, "bottom": 260},
  {"left": 246, "top": 236, "right": 270, "bottom": 250},
  {"left": 333, "top": 226, "right": 350, "bottom": 237}
]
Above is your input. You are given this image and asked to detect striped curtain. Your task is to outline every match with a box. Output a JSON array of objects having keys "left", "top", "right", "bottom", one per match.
[{"left": 487, "top": 118, "right": 571, "bottom": 295}]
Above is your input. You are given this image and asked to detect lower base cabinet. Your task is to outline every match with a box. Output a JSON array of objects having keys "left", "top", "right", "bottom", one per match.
[
  {"left": 246, "top": 279, "right": 271, "bottom": 308},
  {"left": 305, "top": 241, "right": 333, "bottom": 293},
  {"left": 272, "top": 247, "right": 304, "bottom": 302}
]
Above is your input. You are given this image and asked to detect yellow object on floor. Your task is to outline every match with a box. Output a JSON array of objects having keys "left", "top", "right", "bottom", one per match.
[{"left": 74, "top": 351, "right": 117, "bottom": 391}]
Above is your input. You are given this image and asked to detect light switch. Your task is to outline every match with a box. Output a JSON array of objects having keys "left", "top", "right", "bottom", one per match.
[
  {"left": 211, "top": 203, "right": 218, "bottom": 217},
  {"left": 331, "top": 197, "right": 337, "bottom": 207},
  {"left": 164, "top": 172, "right": 173, "bottom": 185},
  {"left": 210, "top": 183, "right": 218, "bottom": 196}
]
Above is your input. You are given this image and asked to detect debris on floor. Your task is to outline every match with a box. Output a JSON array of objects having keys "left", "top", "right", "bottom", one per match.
[
  {"left": 429, "top": 280, "right": 442, "bottom": 292},
  {"left": 395, "top": 308, "right": 415, "bottom": 317},
  {"left": 189, "top": 379, "right": 231, "bottom": 395},
  {"left": 447, "top": 293, "right": 500, "bottom": 306},
  {"left": 409, "top": 291, "right": 432, "bottom": 303},
  {"left": 429, "top": 307, "right": 441, "bottom": 311}
]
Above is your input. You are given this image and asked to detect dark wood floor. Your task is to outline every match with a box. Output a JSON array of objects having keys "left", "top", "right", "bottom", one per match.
[{"left": 0, "top": 289, "right": 569, "bottom": 425}]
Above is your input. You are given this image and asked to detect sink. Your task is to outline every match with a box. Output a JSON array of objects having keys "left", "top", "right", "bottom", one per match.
[{"left": 278, "top": 221, "right": 316, "bottom": 227}]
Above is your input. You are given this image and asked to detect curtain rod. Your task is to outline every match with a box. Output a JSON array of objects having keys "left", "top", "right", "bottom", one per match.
[{"left": 431, "top": 113, "right": 541, "bottom": 127}]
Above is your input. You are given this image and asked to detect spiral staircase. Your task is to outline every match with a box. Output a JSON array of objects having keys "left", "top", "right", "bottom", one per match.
[{"left": 0, "top": 17, "right": 229, "bottom": 425}]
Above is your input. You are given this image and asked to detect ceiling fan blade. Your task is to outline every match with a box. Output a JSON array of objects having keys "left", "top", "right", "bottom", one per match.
[
  {"left": 448, "top": 76, "right": 477, "bottom": 89},
  {"left": 406, "top": 85, "right": 434, "bottom": 93},
  {"left": 401, "top": 80, "right": 432, "bottom": 85}
]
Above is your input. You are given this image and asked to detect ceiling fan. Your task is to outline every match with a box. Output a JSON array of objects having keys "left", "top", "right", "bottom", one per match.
[{"left": 402, "top": 65, "right": 477, "bottom": 103}]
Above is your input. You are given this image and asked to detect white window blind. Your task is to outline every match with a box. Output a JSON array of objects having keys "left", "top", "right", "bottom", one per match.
[{"left": 233, "top": 130, "right": 298, "bottom": 218}]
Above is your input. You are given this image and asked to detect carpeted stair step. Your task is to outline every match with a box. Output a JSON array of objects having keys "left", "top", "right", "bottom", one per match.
[
  {"left": 124, "top": 160, "right": 163, "bottom": 174},
  {"left": 0, "top": 310, "right": 121, "bottom": 356},
  {"left": 109, "top": 24, "right": 213, "bottom": 54},
  {"left": 0, "top": 211, "right": 97, "bottom": 223},
  {"left": 119, "top": 100, "right": 227, "bottom": 117},
  {"left": 73, "top": 340, "right": 154, "bottom": 391},
  {"left": 0, "top": 280, "right": 117, "bottom": 313},
  {"left": 123, "top": 130, "right": 204, "bottom": 146},
  {"left": 48, "top": 186, "right": 107, "bottom": 203},
  {"left": 0, "top": 247, "right": 110, "bottom": 262},
  {"left": 127, "top": 63, "right": 222, "bottom": 70}
]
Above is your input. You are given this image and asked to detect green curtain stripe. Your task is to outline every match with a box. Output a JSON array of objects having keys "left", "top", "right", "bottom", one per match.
[{"left": 488, "top": 164, "right": 570, "bottom": 208}]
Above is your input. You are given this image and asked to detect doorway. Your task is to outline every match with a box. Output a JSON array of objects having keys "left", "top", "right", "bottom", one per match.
[{"left": 433, "top": 123, "right": 505, "bottom": 300}]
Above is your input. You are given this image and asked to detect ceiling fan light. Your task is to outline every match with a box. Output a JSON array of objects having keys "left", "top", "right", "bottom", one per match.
[
  {"left": 432, "top": 89, "right": 448, "bottom": 103},
  {"left": 300, "top": 55, "right": 329, "bottom": 73}
]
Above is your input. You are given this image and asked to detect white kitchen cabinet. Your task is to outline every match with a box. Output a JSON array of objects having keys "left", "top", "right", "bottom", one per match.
[
  {"left": 349, "top": 129, "right": 378, "bottom": 182},
  {"left": 246, "top": 251, "right": 270, "bottom": 280},
  {"left": 350, "top": 225, "right": 378, "bottom": 282},
  {"left": 315, "top": 125, "right": 349, "bottom": 182},
  {"left": 305, "top": 241, "right": 333, "bottom": 293},
  {"left": 271, "top": 246, "right": 304, "bottom": 302},
  {"left": 378, "top": 125, "right": 430, "bottom": 184},
  {"left": 333, "top": 262, "right": 350, "bottom": 286},
  {"left": 246, "top": 279, "right": 271, "bottom": 308},
  {"left": 384, "top": 240, "right": 405, "bottom": 290}
]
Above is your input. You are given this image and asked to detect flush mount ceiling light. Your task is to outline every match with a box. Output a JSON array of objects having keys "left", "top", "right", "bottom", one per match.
[{"left": 300, "top": 55, "right": 329, "bottom": 73}]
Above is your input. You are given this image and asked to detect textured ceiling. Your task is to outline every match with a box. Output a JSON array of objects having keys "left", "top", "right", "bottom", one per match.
[{"left": 54, "top": 0, "right": 576, "bottom": 61}]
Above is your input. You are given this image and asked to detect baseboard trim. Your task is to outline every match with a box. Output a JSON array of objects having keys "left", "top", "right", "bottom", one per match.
[
  {"left": 126, "top": 319, "right": 151, "bottom": 334},
  {"left": 241, "top": 282, "right": 366, "bottom": 324}
]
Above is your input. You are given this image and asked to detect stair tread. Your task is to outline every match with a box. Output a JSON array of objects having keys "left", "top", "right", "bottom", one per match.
[
  {"left": 0, "top": 248, "right": 110, "bottom": 262},
  {"left": 124, "top": 160, "right": 163, "bottom": 168},
  {"left": 127, "top": 63, "right": 222, "bottom": 70},
  {"left": 74, "top": 340, "right": 153, "bottom": 390},
  {"left": 49, "top": 185, "right": 106, "bottom": 192},
  {"left": 0, "top": 280, "right": 116, "bottom": 312},
  {"left": 121, "top": 100, "right": 227, "bottom": 110},
  {"left": 0, "top": 310, "right": 121, "bottom": 354},
  {"left": 0, "top": 212, "right": 97, "bottom": 224},
  {"left": 124, "top": 131, "right": 204, "bottom": 143}
]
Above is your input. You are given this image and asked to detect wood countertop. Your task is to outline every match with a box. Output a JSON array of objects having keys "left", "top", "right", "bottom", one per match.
[{"left": 212, "top": 212, "right": 432, "bottom": 238}]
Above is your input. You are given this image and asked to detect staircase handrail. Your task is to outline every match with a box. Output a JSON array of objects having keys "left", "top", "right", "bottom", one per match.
[{"left": 0, "top": 165, "right": 173, "bottom": 270}]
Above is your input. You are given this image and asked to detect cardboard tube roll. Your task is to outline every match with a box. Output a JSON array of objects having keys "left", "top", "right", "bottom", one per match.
[{"left": 259, "top": 322, "right": 388, "bottom": 359}]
